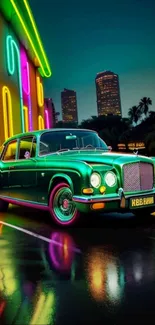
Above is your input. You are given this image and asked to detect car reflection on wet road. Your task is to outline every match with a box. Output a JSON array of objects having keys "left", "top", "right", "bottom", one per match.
[{"left": 1, "top": 207, "right": 155, "bottom": 324}]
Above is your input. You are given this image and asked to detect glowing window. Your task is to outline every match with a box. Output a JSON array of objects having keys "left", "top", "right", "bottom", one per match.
[{"left": 2, "top": 140, "right": 17, "bottom": 161}]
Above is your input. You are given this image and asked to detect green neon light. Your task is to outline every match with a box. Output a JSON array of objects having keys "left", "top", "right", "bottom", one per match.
[
  {"left": 6, "top": 35, "right": 25, "bottom": 133},
  {"left": 10, "top": 0, "right": 51, "bottom": 78}
]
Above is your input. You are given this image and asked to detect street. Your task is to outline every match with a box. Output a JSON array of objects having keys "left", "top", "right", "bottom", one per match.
[{"left": 1, "top": 206, "right": 155, "bottom": 325}]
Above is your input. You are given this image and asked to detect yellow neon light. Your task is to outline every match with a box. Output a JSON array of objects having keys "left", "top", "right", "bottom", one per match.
[
  {"left": 10, "top": 0, "right": 51, "bottom": 77},
  {"left": 23, "top": 106, "right": 29, "bottom": 132},
  {"left": 2, "top": 86, "right": 14, "bottom": 140},
  {"left": 38, "top": 115, "right": 45, "bottom": 130},
  {"left": 23, "top": 0, "right": 51, "bottom": 77},
  {"left": 36, "top": 76, "right": 44, "bottom": 107}
]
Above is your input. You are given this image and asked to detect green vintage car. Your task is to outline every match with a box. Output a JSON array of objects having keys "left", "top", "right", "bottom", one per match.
[{"left": 0, "top": 128, "right": 155, "bottom": 226}]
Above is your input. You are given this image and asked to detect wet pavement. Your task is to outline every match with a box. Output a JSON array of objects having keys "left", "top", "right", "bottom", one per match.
[{"left": 1, "top": 206, "right": 155, "bottom": 324}]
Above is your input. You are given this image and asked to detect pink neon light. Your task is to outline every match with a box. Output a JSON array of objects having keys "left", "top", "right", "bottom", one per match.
[
  {"left": 20, "top": 47, "right": 33, "bottom": 130},
  {"left": 45, "top": 109, "right": 50, "bottom": 129},
  {"left": 26, "top": 62, "right": 30, "bottom": 95},
  {"left": 20, "top": 48, "right": 30, "bottom": 95}
]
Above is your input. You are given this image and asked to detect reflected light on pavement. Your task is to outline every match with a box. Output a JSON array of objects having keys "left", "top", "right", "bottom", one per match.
[
  {"left": 49, "top": 232, "right": 75, "bottom": 272},
  {"left": 30, "top": 292, "right": 55, "bottom": 325},
  {"left": 86, "top": 249, "right": 107, "bottom": 302}
]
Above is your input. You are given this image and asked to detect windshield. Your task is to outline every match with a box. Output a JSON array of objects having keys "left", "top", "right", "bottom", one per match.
[{"left": 39, "top": 130, "right": 108, "bottom": 155}]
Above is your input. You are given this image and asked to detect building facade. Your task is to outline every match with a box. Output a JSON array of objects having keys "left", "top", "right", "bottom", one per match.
[
  {"left": 44, "top": 98, "right": 59, "bottom": 128},
  {"left": 0, "top": 0, "right": 51, "bottom": 145},
  {"left": 61, "top": 88, "right": 78, "bottom": 123},
  {"left": 95, "top": 71, "right": 122, "bottom": 116}
]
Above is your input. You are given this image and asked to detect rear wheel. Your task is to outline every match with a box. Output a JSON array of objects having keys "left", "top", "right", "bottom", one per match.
[
  {"left": 49, "top": 182, "right": 80, "bottom": 226},
  {"left": 0, "top": 199, "right": 9, "bottom": 212}
]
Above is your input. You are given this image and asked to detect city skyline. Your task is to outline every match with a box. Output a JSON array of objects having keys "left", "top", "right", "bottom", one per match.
[
  {"left": 95, "top": 71, "right": 122, "bottom": 117},
  {"left": 54, "top": 71, "right": 122, "bottom": 122},
  {"left": 61, "top": 88, "right": 78, "bottom": 123},
  {"left": 30, "top": 0, "right": 155, "bottom": 122}
]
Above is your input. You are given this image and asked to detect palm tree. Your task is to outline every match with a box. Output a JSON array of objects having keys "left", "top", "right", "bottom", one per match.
[
  {"left": 138, "top": 97, "right": 152, "bottom": 117},
  {"left": 128, "top": 106, "right": 141, "bottom": 125}
]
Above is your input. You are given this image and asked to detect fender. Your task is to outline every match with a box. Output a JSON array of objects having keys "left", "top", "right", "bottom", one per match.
[{"left": 48, "top": 173, "right": 74, "bottom": 194}]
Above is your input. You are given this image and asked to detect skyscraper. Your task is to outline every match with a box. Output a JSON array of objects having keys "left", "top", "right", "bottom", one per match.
[
  {"left": 95, "top": 71, "right": 122, "bottom": 116},
  {"left": 61, "top": 88, "right": 78, "bottom": 123},
  {"left": 44, "top": 98, "right": 59, "bottom": 128}
]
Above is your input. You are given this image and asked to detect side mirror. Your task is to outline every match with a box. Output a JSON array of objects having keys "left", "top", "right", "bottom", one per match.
[{"left": 108, "top": 146, "right": 112, "bottom": 152}]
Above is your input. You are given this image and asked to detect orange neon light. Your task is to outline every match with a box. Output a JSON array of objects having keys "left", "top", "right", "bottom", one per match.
[
  {"left": 38, "top": 115, "right": 45, "bottom": 130},
  {"left": 0, "top": 224, "right": 3, "bottom": 235},
  {"left": 36, "top": 75, "right": 44, "bottom": 107},
  {"left": 23, "top": 106, "right": 29, "bottom": 132},
  {"left": 2, "top": 86, "right": 14, "bottom": 140}
]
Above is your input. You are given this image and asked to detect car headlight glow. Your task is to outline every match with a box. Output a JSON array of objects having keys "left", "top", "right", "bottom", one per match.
[
  {"left": 90, "top": 172, "right": 101, "bottom": 188},
  {"left": 104, "top": 171, "right": 117, "bottom": 187}
]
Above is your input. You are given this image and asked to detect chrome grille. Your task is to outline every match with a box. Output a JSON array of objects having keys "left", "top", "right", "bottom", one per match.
[{"left": 123, "top": 162, "right": 153, "bottom": 192}]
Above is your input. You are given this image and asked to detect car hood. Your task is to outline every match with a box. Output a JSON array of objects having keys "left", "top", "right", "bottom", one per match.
[{"left": 44, "top": 150, "right": 153, "bottom": 166}]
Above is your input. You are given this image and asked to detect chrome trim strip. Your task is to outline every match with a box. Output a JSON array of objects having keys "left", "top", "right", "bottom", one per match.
[
  {"left": 73, "top": 196, "right": 120, "bottom": 204},
  {"left": 0, "top": 195, "right": 49, "bottom": 210},
  {"left": 73, "top": 191, "right": 155, "bottom": 204},
  {"left": 125, "top": 192, "right": 155, "bottom": 198}
]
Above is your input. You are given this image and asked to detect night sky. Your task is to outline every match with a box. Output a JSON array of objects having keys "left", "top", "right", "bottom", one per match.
[{"left": 30, "top": 0, "right": 155, "bottom": 122}]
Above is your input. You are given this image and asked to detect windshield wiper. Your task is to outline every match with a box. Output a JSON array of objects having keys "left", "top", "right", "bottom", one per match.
[
  {"left": 57, "top": 149, "right": 71, "bottom": 153},
  {"left": 95, "top": 147, "right": 108, "bottom": 151},
  {"left": 74, "top": 147, "right": 108, "bottom": 151}
]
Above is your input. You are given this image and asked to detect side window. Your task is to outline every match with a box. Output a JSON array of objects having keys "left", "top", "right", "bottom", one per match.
[
  {"left": 2, "top": 141, "right": 17, "bottom": 161},
  {"left": 19, "top": 137, "right": 36, "bottom": 159},
  {"left": 0, "top": 145, "right": 4, "bottom": 158}
]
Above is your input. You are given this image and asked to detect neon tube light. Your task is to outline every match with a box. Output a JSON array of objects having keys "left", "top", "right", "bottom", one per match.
[
  {"left": 26, "top": 61, "right": 33, "bottom": 130},
  {"left": 2, "top": 86, "right": 14, "bottom": 140},
  {"left": 6, "top": 35, "right": 25, "bottom": 133},
  {"left": 38, "top": 115, "right": 44, "bottom": 130},
  {"left": 10, "top": 0, "right": 51, "bottom": 77},
  {"left": 45, "top": 110, "right": 50, "bottom": 129},
  {"left": 26, "top": 61, "right": 30, "bottom": 95},
  {"left": 20, "top": 48, "right": 33, "bottom": 130},
  {"left": 21, "top": 49, "right": 30, "bottom": 96},
  {"left": 0, "top": 224, "right": 3, "bottom": 235},
  {"left": 23, "top": 106, "right": 29, "bottom": 132},
  {"left": 36, "top": 75, "right": 44, "bottom": 107}
]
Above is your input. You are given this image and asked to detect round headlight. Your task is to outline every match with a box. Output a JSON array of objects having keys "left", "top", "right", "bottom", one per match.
[
  {"left": 90, "top": 172, "right": 101, "bottom": 188},
  {"left": 104, "top": 171, "right": 116, "bottom": 187}
]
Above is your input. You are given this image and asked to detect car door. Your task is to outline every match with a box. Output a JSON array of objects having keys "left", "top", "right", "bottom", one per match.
[
  {"left": 9, "top": 136, "right": 37, "bottom": 202},
  {"left": 0, "top": 140, "right": 18, "bottom": 197}
]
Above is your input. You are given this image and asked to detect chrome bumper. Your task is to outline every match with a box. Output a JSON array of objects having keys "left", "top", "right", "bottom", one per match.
[{"left": 72, "top": 188, "right": 155, "bottom": 205}]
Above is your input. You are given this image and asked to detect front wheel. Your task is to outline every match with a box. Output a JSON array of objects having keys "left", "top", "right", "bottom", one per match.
[
  {"left": 0, "top": 199, "right": 9, "bottom": 212},
  {"left": 49, "top": 182, "right": 80, "bottom": 226}
]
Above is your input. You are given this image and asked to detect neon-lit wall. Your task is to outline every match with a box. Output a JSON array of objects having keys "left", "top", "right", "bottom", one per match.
[{"left": 0, "top": 11, "right": 50, "bottom": 145}]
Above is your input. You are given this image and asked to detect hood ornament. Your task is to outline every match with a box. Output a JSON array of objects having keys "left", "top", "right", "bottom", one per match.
[{"left": 133, "top": 148, "right": 138, "bottom": 155}]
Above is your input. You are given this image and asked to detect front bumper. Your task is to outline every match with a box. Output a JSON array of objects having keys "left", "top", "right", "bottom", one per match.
[
  {"left": 73, "top": 193, "right": 120, "bottom": 204},
  {"left": 72, "top": 189, "right": 155, "bottom": 213}
]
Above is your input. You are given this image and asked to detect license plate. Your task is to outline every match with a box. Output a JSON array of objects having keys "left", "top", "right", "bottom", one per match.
[{"left": 130, "top": 196, "right": 154, "bottom": 208}]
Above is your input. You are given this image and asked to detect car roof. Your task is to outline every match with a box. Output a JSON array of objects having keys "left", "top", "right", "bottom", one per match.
[{"left": 3, "top": 128, "right": 97, "bottom": 145}]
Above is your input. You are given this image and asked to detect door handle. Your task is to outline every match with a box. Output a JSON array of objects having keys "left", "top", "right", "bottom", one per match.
[{"left": 9, "top": 166, "right": 15, "bottom": 169}]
